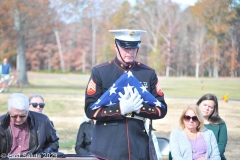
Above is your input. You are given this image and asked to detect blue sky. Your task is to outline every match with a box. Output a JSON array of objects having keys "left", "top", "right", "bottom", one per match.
[
  {"left": 128, "top": 0, "right": 198, "bottom": 9},
  {"left": 171, "top": 0, "right": 198, "bottom": 9}
]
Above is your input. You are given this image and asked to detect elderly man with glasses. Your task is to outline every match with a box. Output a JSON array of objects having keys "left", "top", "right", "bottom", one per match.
[{"left": 0, "top": 93, "right": 59, "bottom": 158}]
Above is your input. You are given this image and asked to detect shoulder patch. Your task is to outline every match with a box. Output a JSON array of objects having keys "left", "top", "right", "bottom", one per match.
[
  {"left": 87, "top": 78, "right": 96, "bottom": 95},
  {"left": 156, "top": 81, "right": 163, "bottom": 96}
]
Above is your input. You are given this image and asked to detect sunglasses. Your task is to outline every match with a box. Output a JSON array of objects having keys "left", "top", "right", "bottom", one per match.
[
  {"left": 30, "top": 103, "right": 45, "bottom": 108},
  {"left": 10, "top": 115, "right": 27, "bottom": 119},
  {"left": 183, "top": 115, "right": 199, "bottom": 122}
]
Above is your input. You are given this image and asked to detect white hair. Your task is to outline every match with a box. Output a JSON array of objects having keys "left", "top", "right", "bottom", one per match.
[{"left": 8, "top": 93, "right": 29, "bottom": 112}]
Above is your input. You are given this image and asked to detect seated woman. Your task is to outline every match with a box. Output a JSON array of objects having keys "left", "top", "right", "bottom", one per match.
[
  {"left": 197, "top": 93, "right": 228, "bottom": 160},
  {"left": 170, "top": 104, "right": 220, "bottom": 160},
  {"left": 29, "top": 94, "right": 55, "bottom": 126},
  {"left": 75, "top": 114, "right": 94, "bottom": 155},
  {"left": 29, "top": 94, "right": 45, "bottom": 113}
]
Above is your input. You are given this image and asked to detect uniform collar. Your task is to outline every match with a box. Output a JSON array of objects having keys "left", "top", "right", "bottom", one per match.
[{"left": 114, "top": 57, "right": 134, "bottom": 70}]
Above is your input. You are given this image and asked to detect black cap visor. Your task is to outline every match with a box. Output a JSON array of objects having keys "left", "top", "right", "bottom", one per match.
[{"left": 116, "top": 39, "right": 141, "bottom": 49}]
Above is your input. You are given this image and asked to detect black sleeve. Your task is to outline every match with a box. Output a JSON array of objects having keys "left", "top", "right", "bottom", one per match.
[
  {"left": 75, "top": 123, "right": 90, "bottom": 155},
  {"left": 42, "top": 117, "right": 59, "bottom": 152}
]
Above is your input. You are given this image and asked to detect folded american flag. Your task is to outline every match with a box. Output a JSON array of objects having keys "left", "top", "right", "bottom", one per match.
[{"left": 90, "top": 71, "right": 163, "bottom": 110}]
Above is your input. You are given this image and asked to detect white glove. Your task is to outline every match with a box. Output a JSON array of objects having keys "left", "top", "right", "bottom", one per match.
[
  {"left": 118, "top": 86, "right": 143, "bottom": 115},
  {"left": 134, "top": 102, "right": 143, "bottom": 114},
  {"left": 127, "top": 87, "right": 143, "bottom": 114}
]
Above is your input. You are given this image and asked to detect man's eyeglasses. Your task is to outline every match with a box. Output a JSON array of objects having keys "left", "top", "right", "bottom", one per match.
[
  {"left": 183, "top": 115, "right": 199, "bottom": 122},
  {"left": 10, "top": 115, "right": 27, "bottom": 119},
  {"left": 30, "top": 103, "right": 45, "bottom": 108}
]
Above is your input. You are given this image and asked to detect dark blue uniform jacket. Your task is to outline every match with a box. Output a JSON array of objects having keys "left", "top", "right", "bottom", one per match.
[{"left": 85, "top": 57, "right": 167, "bottom": 160}]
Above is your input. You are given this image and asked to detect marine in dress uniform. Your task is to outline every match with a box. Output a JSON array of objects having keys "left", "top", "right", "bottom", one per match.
[{"left": 85, "top": 29, "right": 167, "bottom": 160}]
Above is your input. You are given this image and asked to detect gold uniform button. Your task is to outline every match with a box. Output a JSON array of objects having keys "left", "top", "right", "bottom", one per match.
[
  {"left": 121, "top": 64, "right": 123, "bottom": 67},
  {"left": 148, "top": 108, "right": 151, "bottom": 111},
  {"left": 109, "top": 110, "right": 112, "bottom": 113},
  {"left": 116, "top": 110, "right": 119, "bottom": 112},
  {"left": 104, "top": 123, "right": 106, "bottom": 126},
  {"left": 138, "top": 62, "right": 140, "bottom": 65},
  {"left": 129, "top": 65, "right": 132, "bottom": 68},
  {"left": 142, "top": 107, "right": 145, "bottom": 110},
  {"left": 143, "top": 130, "right": 145, "bottom": 132},
  {"left": 152, "top": 109, "right": 154, "bottom": 111},
  {"left": 104, "top": 111, "right": 106, "bottom": 113}
]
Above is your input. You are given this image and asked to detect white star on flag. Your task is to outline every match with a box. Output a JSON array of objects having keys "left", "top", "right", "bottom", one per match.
[
  {"left": 109, "top": 84, "right": 117, "bottom": 95},
  {"left": 127, "top": 71, "right": 134, "bottom": 78},
  {"left": 140, "top": 85, "right": 147, "bottom": 93}
]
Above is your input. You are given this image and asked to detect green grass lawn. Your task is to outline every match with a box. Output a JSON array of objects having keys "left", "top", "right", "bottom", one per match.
[
  {"left": 159, "top": 77, "right": 240, "bottom": 100},
  {"left": 17, "top": 72, "right": 240, "bottom": 100}
]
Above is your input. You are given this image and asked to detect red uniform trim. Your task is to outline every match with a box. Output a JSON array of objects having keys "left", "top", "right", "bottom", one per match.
[
  {"left": 93, "top": 108, "right": 102, "bottom": 118},
  {"left": 90, "top": 152, "right": 108, "bottom": 160},
  {"left": 155, "top": 106, "right": 161, "bottom": 117},
  {"left": 126, "top": 118, "right": 131, "bottom": 160}
]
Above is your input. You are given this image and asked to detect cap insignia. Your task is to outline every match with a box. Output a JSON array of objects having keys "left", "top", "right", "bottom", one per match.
[{"left": 130, "top": 31, "right": 135, "bottom": 36}]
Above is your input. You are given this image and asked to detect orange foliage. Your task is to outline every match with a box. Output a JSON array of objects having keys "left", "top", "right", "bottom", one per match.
[{"left": 191, "top": 0, "right": 236, "bottom": 36}]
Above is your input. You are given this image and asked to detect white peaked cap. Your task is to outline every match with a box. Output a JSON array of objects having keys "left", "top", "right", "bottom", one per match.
[{"left": 109, "top": 29, "right": 147, "bottom": 41}]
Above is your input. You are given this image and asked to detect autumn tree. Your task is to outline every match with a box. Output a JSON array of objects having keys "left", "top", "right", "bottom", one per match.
[
  {"left": 0, "top": 0, "right": 60, "bottom": 84},
  {"left": 228, "top": 0, "right": 240, "bottom": 76},
  {"left": 1, "top": 0, "right": 240, "bottom": 77},
  {"left": 0, "top": 1, "right": 17, "bottom": 66},
  {"left": 173, "top": 8, "right": 193, "bottom": 76},
  {"left": 192, "top": 0, "right": 236, "bottom": 78},
  {"left": 51, "top": 0, "right": 127, "bottom": 72},
  {"left": 134, "top": 0, "right": 181, "bottom": 76},
  {"left": 188, "top": 8, "right": 209, "bottom": 78}
]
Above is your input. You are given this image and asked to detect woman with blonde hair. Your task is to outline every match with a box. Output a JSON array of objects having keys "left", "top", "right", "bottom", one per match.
[{"left": 170, "top": 104, "right": 220, "bottom": 160}]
